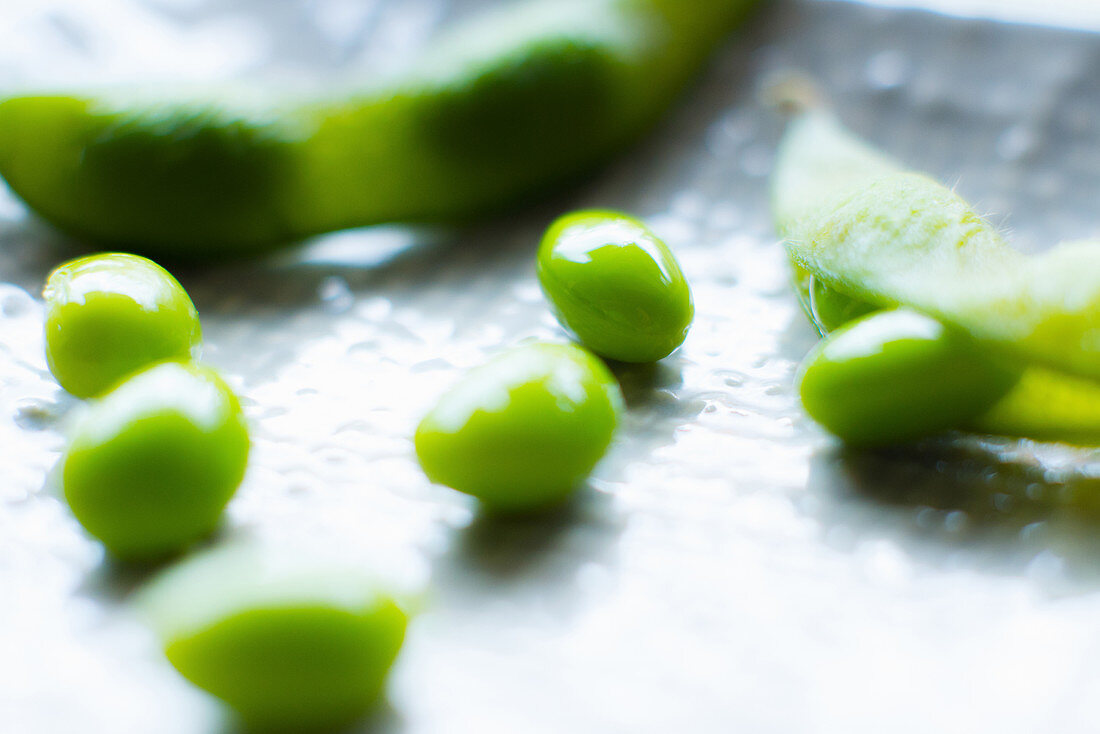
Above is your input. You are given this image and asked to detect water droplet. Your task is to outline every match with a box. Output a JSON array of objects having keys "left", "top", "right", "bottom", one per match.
[
  {"left": 318, "top": 276, "right": 353, "bottom": 314},
  {"left": 671, "top": 192, "right": 706, "bottom": 220},
  {"left": 739, "top": 145, "right": 772, "bottom": 178},
  {"left": 944, "top": 510, "right": 968, "bottom": 533},
  {"left": 1019, "top": 520, "right": 1046, "bottom": 542},
  {"left": 14, "top": 398, "right": 60, "bottom": 430},
  {"left": 915, "top": 506, "right": 937, "bottom": 528},
  {"left": 1026, "top": 549, "right": 1066, "bottom": 584},
  {"left": 0, "top": 288, "right": 33, "bottom": 318},
  {"left": 996, "top": 124, "right": 1035, "bottom": 162},
  {"left": 358, "top": 297, "right": 392, "bottom": 322},
  {"left": 865, "top": 50, "right": 909, "bottom": 90}
]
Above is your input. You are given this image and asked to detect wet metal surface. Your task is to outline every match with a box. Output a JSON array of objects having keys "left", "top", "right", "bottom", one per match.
[{"left": 2, "top": 1, "right": 1100, "bottom": 732}]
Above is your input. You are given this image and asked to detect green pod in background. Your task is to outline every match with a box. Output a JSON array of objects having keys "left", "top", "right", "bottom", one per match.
[
  {"left": 773, "top": 109, "right": 1100, "bottom": 384},
  {"left": 61, "top": 361, "right": 249, "bottom": 560},
  {"left": 44, "top": 252, "right": 201, "bottom": 398},
  {"left": 0, "top": 0, "right": 764, "bottom": 259},
  {"left": 415, "top": 342, "right": 622, "bottom": 513},
  {"left": 538, "top": 210, "right": 693, "bottom": 362},
  {"left": 773, "top": 106, "right": 1100, "bottom": 445},
  {"left": 140, "top": 547, "right": 408, "bottom": 732},
  {"left": 797, "top": 310, "right": 1020, "bottom": 446}
]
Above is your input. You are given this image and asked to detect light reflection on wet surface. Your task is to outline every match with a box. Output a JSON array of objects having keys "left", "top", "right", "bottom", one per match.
[{"left": 1, "top": 1, "right": 1099, "bottom": 733}]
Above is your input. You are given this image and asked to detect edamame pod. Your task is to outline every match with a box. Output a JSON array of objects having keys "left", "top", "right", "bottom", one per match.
[
  {"left": 970, "top": 367, "right": 1100, "bottom": 445},
  {"left": 0, "top": 0, "right": 763, "bottom": 259},
  {"left": 790, "top": 263, "right": 875, "bottom": 336},
  {"left": 774, "top": 108, "right": 1100, "bottom": 445},
  {"left": 792, "top": 264, "right": 1100, "bottom": 444},
  {"left": 774, "top": 110, "right": 1100, "bottom": 383}
]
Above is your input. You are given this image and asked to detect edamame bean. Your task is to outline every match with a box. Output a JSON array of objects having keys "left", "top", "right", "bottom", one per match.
[
  {"left": 62, "top": 361, "right": 248, "bottom": 560},
  {"left": 141, "top": 547, "right": 407, "bottom": 732},
  {"left": 0, "top": 0, "right": 764, "bottom": 258},
  {"left": 774, "top": 109, "right": 1100, "bottom": 383},
  {"left": 415, "top": 342, "right": 622, "bottom": 512},
  {"left": 44, "top": 252, "right": 201, "bottom": 398},
  {"left": 793, "top": 265, "right": 1100, "bottom": 444},
  {"left": 773, "top": 105, "right": 1100, "bottom": 445},
  {"left": 538, "top": 210, "right": 693, "bottom": 363},
  {"left": 797, "top": 310, "right": 1020, "bottom": 446},
  {"left": 790, "top": 263, "right": 875, "bottom": 336}
]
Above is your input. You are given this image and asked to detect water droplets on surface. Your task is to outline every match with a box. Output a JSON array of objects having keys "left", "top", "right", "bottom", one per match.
[
  {"left": 1, "top": 2, "right": 1100, "bottom": 734},
  {"left": 738, "top": 144, "right": 773, "bottom": 178},
  {"left": 865, "top": 49, "right": 910, "bottom": 90},
  {"left": 318, "top": 275, "right": 353, "bottom": 314},
  {"left": 997, "top": 123, "right": 1037, "bottom": 162}
]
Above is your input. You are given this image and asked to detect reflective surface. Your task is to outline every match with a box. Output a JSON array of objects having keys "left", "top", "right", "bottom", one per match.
[{"left": 2, "top": 1, "right": 1100, "bottom": 733}]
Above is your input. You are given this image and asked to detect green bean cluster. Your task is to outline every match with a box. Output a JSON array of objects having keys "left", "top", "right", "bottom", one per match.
[
  {"left": 44, "top": 253, "right": 408, "bottom": 731},
  {"left": 44, "top": 252, "right": 247, "bottom": 559},
  {"left": 773, "top": 109, "right": 1100, "bottom": 446},
  {"left": 415, "top": 209, "right": 695, "bottom": 512},
  {"left": 11, "top": 0, "right": 754, "bottom": 729},
  {"left": 10, "top": 0, "right": 1100, "bottom": 732}
]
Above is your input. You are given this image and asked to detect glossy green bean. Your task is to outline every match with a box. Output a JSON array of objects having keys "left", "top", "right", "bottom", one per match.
[
  {"left": 62, "top": 361, "right": 249, "bottom": 560},
  {"left": 44, "top": 252, "right": 201, "bottom": 398},
  {"left": 774, "top": 110, "right": 1100, "bottom": 383},
  {"left": 415, "top": 342, "right": 622, "bottom": 513},
  {"left": 141, "top": 547, "right": 407, "bottom": 731},
  {"left": 0, "top": 0, "right": 762, "bottom": 259},
  {"left": 798, "top": 310, "right": 1019, "bottom": 446},
  {"left": 538, "top": 210, "right": 693, "bottom": 362},
  {"left": 774, "top": 108, "right": 1100, "bottom": 445},
  {"left": 792, "top": 267, "right": 1100, "bottom": 444}
]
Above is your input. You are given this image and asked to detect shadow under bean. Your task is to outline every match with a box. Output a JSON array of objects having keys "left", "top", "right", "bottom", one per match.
[
  {"left": 430, "top": 489, "right": 622, "bottom": 599},
  {"left": 807, "top": 436, "right": 1100, "bottom": 585}
]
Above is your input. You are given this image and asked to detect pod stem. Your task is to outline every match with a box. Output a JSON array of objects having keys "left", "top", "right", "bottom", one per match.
[{"left": 760, "top": 71, "right": 830, "bottom": 118}]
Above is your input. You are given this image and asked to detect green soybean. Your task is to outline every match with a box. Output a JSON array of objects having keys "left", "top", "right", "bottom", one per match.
[
  {"left": 141, "top": 547, "right": 407, "bottom": 732},
  {"left": 774, "top": 110, "right": 1100, "bottom": 383},
  {"left": 797, "top": 310, "right": 1019, "bottom": 446},
  {"left": 967, "top": 366, "right": 1100, "bottom": 444},
  {"left": 415, "top": 342, "right": 622, "bottom": 513},
  {"left": 774, "top": 108, "right": 1100, "bottom": 445},
  {"left": 61, "top": 361, "right": 249, "bottom": 560},
  {"left": 44, "top": 252, "right": 201, "bottom": 398},
  {"left": 791, "top": 267, "right": 1100, "bottom": 443},
  {"left": 790, "top": 263, "right": 875, "bottom": 337},
  {"left": 538, "top": 210, "right": 693, "bottom": 363},
  {"left": 0, "top": 0, "right": 763, "bottom": 259}
]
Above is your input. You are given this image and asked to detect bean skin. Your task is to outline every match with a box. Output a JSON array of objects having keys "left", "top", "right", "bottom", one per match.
[
  {"left": 44, "top": 252, "right": 201, "bottom": 398},
  {"left": 415, "top": 342, "right": 622, "bottom": 513},
  {"left": 538, "top": 210, "right": 693, "bottom": 363}
]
